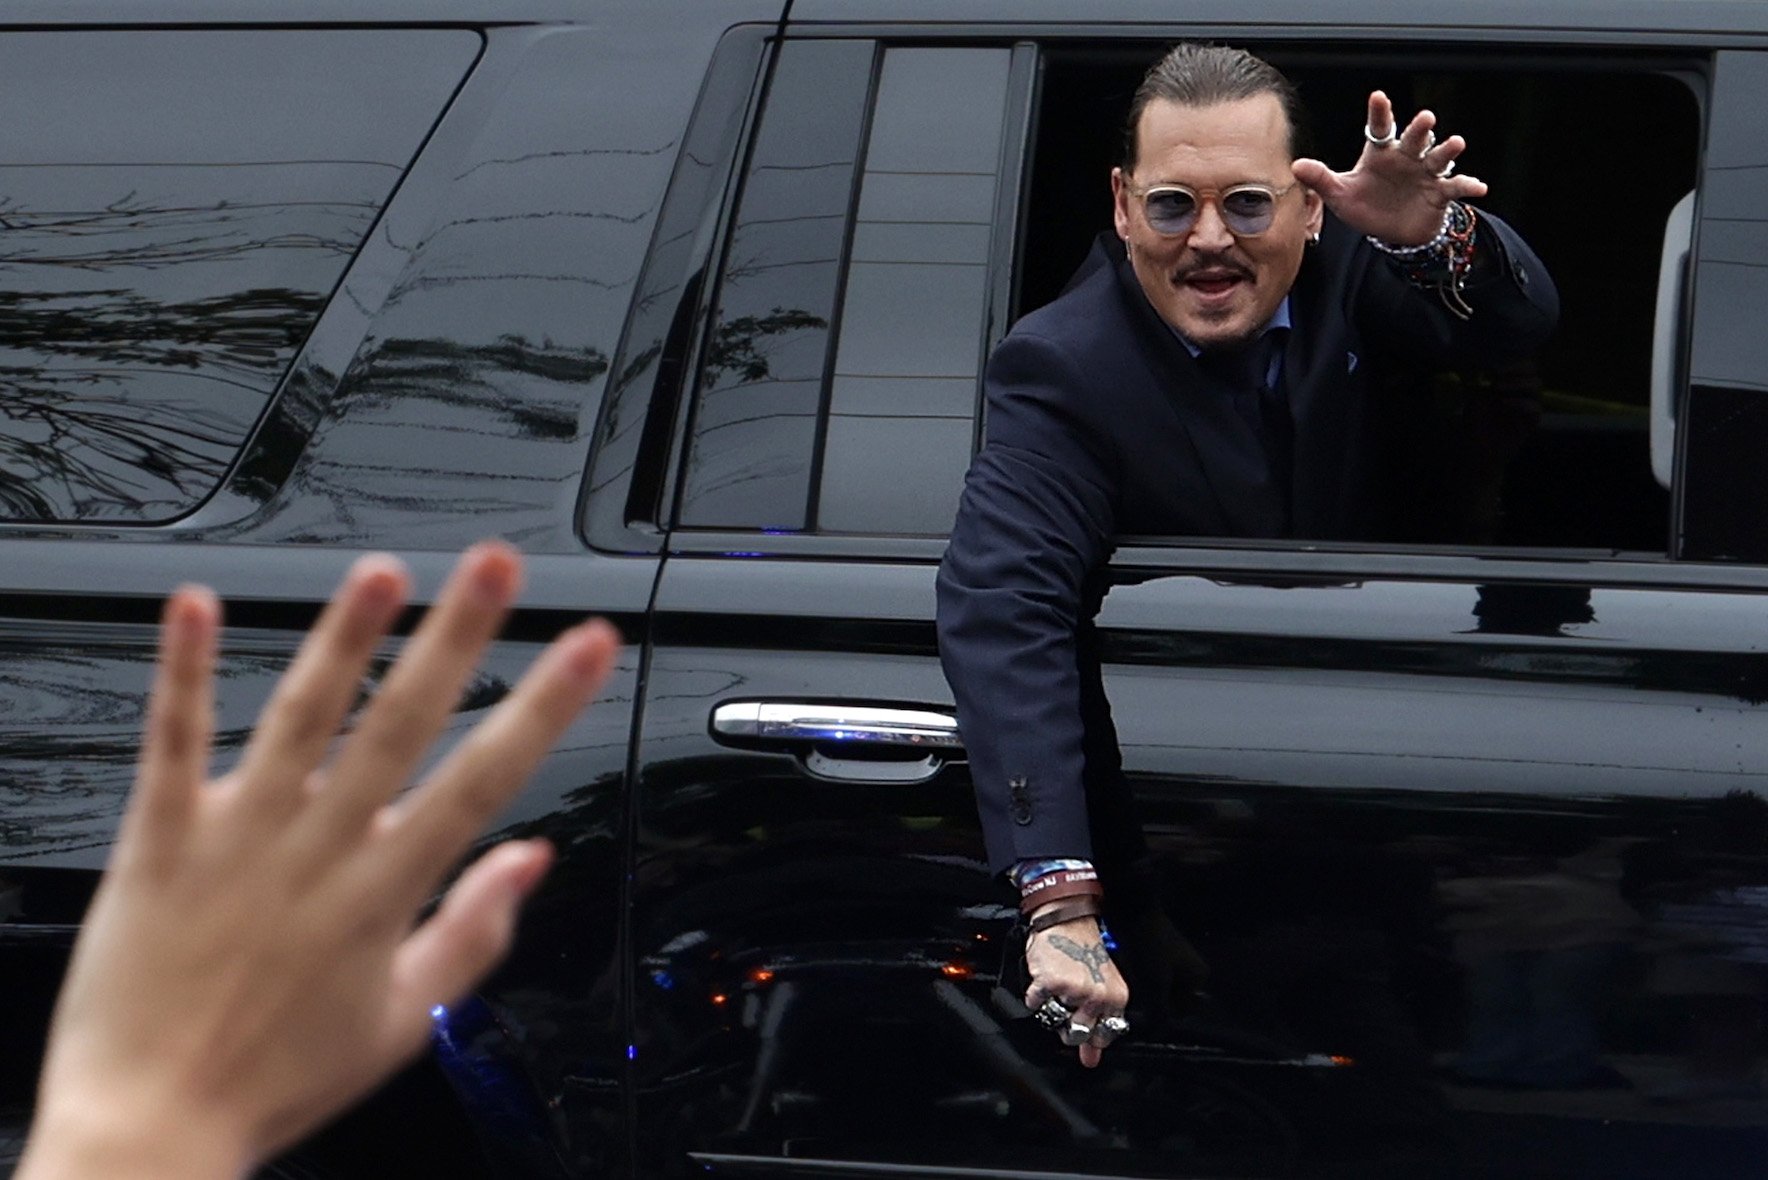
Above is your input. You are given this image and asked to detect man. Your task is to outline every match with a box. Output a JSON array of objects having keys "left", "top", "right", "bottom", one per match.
[{"left": 936, "top": 43, "right": 1558, "bottom": 1066}]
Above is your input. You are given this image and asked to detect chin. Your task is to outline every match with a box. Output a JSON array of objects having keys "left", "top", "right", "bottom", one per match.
[{"left": 1175, "top": 316, "right": 1258, "bottom": 351}]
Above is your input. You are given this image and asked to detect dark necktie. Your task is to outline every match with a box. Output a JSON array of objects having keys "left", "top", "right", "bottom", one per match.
[{"left": 1200, "top": 330, "right": 1292, "bottom": 498}]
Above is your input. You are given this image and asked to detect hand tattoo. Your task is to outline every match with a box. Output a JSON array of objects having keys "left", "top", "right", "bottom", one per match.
[{"left": 1047, "top": 932, "right": 1110, "bottom": 984}]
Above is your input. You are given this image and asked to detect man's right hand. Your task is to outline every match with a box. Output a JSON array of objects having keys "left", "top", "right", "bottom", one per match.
[{"left": 1023, "top": 910, "right": 1130, "bottom": 1068}]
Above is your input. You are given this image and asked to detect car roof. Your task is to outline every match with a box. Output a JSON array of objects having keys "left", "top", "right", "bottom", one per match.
[
  {"left": 0, "top": 0, "right": 785, "bottom": 25},
  {"left": 784, "top": 0, "right": 1768, "bottom": 40}
]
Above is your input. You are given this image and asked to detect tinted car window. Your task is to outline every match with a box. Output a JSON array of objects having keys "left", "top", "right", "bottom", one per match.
[
  {"left": 0, "top": 29, "right": 479, "bottom": 524},
  {"left": 1681, "top": 50, "right": 1768, "bottom": 562},
  {"left": 677, "top": 39, "right": 873, "bottom": 530},
  {"left": 815, "top": 46, "right": 1011, "bottom": 535}
]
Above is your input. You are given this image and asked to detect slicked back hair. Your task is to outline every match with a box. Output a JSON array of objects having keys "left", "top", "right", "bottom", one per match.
[{"left": 1122, "top": 43, "right": 1307, "bottom": 172}]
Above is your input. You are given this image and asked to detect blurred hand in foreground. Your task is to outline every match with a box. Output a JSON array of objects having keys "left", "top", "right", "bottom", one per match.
[{"left": 18, "top": 542, "right": 619, "bottom": 1180}]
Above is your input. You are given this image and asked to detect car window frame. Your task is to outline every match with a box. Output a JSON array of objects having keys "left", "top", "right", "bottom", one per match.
[{"left": 663, "top": 25, "right": 1768, "bottom": 584}]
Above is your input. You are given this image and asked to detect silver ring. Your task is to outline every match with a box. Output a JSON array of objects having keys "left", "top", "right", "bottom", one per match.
[
  {"left": 1363, "top": 121, "right": 1397, "bottom": 148},
  {"left": 1100, "top": 1015, "right": 1131, "bottom": 1037},
  {"left": 1033, "top": 998, "right": 1072, "bottom": 1030},
  {"left": 1060, "top": 1019, "right": 1094, "bottom": 1046},
  {"left": 1418, "top": 129, "right": 1437, "bottom": 158},
  {"left": 1435, "top": 159, "right": 1456, "bottom": 178}
]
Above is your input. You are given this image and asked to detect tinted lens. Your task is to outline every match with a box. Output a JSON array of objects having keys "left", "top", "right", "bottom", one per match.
[
  {"left": 1143, "top": 188, "right": 1197, "bottom": 234},
  {"left": 1221, "top": 187, "right": 1277, "bottom": 235}
]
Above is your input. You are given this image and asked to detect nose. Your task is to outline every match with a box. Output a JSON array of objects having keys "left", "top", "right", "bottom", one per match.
[{"left": 1187, "top": 197, "right": 1235, "bottom": 252}]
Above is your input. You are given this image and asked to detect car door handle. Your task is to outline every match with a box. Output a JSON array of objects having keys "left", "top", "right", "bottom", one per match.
[{"left": 710, "top": 701, "right": 963, "bottom": 784}]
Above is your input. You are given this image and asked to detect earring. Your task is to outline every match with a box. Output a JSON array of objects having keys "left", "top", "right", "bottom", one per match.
[
  {"left": 1124, "top": 238, "right": 1132, "bottom": 258},
  {"left": 1307, "top": 231, "right": 1320, "bottom": 247}
]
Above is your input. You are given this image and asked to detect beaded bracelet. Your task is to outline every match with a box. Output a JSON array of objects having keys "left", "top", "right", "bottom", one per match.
[{"left": 1367, "top": 201, "right": 1480, "bottom": 320}]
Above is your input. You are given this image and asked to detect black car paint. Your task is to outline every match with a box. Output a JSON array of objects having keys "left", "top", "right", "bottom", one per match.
[{"left": 1, "top": 3, "right": 1767, "bottom": 1178}]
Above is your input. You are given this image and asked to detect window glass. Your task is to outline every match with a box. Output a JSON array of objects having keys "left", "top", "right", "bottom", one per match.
[
  {"left": 815, "top": 47, "right": 1011, "bottom": 534},
  {"left": 676, "top": 40, "right": 874, "bottom": 530},
  {"left": 1681, "top": 50, "right": 1768, "bottom": 562},
  {"left": 0, "top": 29, "right": 477, "bottom": 524}
]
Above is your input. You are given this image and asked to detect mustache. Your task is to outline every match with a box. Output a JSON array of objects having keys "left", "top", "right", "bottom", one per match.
[{"left": 1174, "top": 255, "right": 1253, "bottom": 281}]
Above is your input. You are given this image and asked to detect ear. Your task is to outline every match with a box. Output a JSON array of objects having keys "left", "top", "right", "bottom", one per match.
[
  {"left": 1111, "top": 167, "right": 1133, "bottom": 243},
  {"left": 1302, "top": 185, "right": 1324, "bottom": 239}
]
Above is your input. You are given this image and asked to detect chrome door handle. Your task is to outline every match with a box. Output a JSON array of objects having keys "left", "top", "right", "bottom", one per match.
[{"left": 710, "top": 701, "right": 963, "bottom": 784}]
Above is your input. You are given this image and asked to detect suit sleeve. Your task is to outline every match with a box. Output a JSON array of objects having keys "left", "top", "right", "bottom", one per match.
[
  {"left": 937, "top": 331, "right": 1118, "bottom": 877},
  {"left": 1355, "top": 208, "right": 1560, "bottom": 367}
]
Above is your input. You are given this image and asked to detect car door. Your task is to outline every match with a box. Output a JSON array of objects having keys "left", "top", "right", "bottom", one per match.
[{"left": 619, "top": 17, "right": 1768, "bottom": 1180}]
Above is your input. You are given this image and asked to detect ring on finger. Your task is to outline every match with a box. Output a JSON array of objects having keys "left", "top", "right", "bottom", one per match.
[
  {"left": 1435, "top": 158, "right": 1456, "bottom": 178},
  {"left": 1417, "top": 129, "right": 1437, "bottom": 158},
  {"left": 1033, "top": 998, "right": 1072, "bottom": 1030},
  {"left": 1060, "top": 1019, "right": 1094, "bottom": 1046},
  {"left": 1097, "top": 1015, "right": 1131, "bottom": 1043},
  {"left": 1364, "top": 121, "right": 1398, "bottom": 148}
]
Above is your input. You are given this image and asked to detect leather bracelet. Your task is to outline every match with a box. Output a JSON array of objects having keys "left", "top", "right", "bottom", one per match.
[
  {"left": 1028, "top": 897, "right": 1103, "bottom": 933},
  {"left": 1018, "top": 877, "right": 1103, "bottom": 914},
  {"left": 1019, "top": 867, "right": 1097, "bottom": 902}
]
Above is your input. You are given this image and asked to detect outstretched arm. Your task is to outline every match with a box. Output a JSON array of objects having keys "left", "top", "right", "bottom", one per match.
[
  {"left": 937, "top": 330, "right": 1131, "bottom": 1067},
  {"left": 17, "top": 543, "right": 619, "bottom": 1180}
]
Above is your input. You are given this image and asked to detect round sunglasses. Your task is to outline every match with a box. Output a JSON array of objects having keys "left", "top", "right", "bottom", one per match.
[{"left": 1130, "top": 180, "right": 1299, "bottom": 237}]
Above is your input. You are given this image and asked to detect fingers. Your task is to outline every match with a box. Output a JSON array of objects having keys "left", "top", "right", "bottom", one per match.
[
  {"left": 1396, "top": 108, "right": 1437, "bottom": 159},
  {"left": 1359, "top": 93, "right": 1485, "bottom": 204},
  {"left": 383, "top": 839, "right": 555, "bottom": 1050},
  {"left": 292, "top": 543, "right": 522, "bottom": 852},
  {"left": 231, "top": 556, "right": 410, "bottom": 817},
  {"left": 1068, "top": 993, "right": 1113, "bottom": 1055},
  {"left": 368, "top": 618, "right": 620, "bottom": 903},
  {"left": 1364, "top": 89, "right": 1396, "bottom": 142},
  {"left": 1290, "top": 157, "right": 1342, "bottom": 200},
  {"left": 1447, "top": 173, "right": 1489, "bottom": 200},
  {"left": 126, "top": 585, "right": 221, "bottom": 856},
  {"left": 1087, "top": 1010, "right": 1129, "bottom": 1066},
  {"left": 1421, "top": 133, "right": 1465, "bottom": 176}
]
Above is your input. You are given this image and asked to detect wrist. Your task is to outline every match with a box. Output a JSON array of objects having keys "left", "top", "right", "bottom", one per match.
[
  {"left": 20, "top": 1087, "right": 252, "bottom": 1180},
  {"left": 1368, "top": 201, "right": 1460, "bottom": 255},
  {"left": 1367, "top": 201, "right": 1480, "bottom": 319},
  {"left": 1014, "top": 859, "right": 1103, "bottom": 915}
]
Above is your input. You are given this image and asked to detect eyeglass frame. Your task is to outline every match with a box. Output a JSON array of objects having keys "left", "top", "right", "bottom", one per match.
[{"left": 1124, "top": 178, "right": 1303, "bottom": 238}]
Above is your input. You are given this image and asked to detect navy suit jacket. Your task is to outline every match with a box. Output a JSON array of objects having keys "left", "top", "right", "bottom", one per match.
[{"left": 937, "top": 212, "right": 1559, "bottom": 877}]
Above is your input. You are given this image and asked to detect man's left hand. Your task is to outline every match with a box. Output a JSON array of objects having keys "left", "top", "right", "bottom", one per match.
[{"left": 1292, "top": 89, "right": 1490, "bottom": 244}]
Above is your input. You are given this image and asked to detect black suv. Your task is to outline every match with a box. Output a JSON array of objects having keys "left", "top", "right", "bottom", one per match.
[{"left": 4, "top": 3, "right": 1768, "bottom": 1177}]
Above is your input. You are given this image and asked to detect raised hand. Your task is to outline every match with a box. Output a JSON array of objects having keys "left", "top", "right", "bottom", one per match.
[
  {"left": 1292, "top": 89, "right": 1490, "bottom": 245},
  {"left": 18, "top": 543, "right": 620, "bottom": 1180}
]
